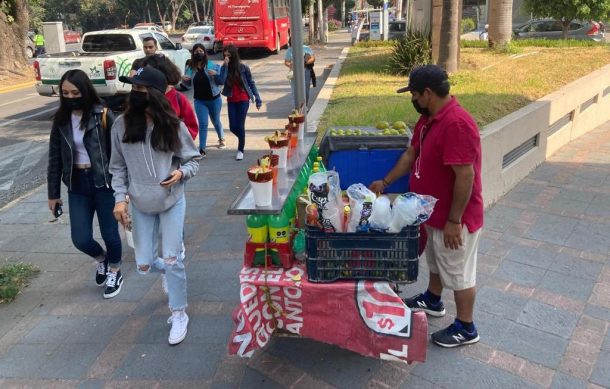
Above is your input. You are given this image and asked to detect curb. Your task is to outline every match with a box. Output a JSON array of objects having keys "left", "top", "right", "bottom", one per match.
[
  {"left": 306, "top": 46, "right": 350, "bottom": 135},
  {"left": 0, "top": 81, "right": 36, "bottom": 94}
]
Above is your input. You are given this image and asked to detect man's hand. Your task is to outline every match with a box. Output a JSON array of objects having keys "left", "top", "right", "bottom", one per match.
[
  {"left": 113, "top": 201, "right": 130, "bottom": 227},
  {"left": 443, "top": 221, "right": 463, "bottom": 250},
  {"left": 369, "top": 180, "right": 385, "bottom": 194}
]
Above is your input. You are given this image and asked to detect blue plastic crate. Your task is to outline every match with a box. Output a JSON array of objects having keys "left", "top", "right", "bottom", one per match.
[
  {"left": 305, "top": 225, "right": 419, "bottom": 284},
  {"left": 326, "top": 149, "right": 409, "bottom": 193}
]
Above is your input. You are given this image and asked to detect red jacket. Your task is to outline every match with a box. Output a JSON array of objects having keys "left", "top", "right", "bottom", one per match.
[{"left": 165, "top": 88, "right": 198, "bottom": 140}]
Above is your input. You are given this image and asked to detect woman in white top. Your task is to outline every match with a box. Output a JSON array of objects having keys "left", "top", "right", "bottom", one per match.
[{"left": 47, "top": 69, "right": 123, "bottom": 299}]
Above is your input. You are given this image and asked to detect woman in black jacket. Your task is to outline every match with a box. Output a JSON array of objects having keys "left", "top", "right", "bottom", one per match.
[{"left": 47, "top": 69, "right": 123, "bottom": 299}]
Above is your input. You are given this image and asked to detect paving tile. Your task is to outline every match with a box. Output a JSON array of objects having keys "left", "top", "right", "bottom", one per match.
[
  {"left": 411, "top": 344, "right": 538, "bottom": 389},
  {"left": 590, "top": 350, "right": 610, "bottom": 388},
  {"left": 398, "top": 375, "right": 439, "bottom": 389},
  {"left": 237, "top": 367, "right": 284, "bottom": 389},
  {"left": 492, "top": 260, "right": 546, "bottom": 288},
  {"left": 135, "top": 315, "right": 232, "bottom": 345},
  {"left": 113, "top": 343, "right": 222, "bottom": 380},
  {"left": 484, "top": 204, "right": 523, "bottom": 233},
  {"left": 564, "top": 221, "right": 610, "bottom": 255},
  {"left": 0, "top": 343, "right": 59, "bottom": 378},
  {"left": 78, "top": 379, "right": 106, "bottom": 389},
  {"left": 188, "top": 276, "right": 241, "bottom": 302},
  {"left": 37, "top": 343, "right": 107, "bottom": 379},
  {"left": 21, "top": 316, "right": 127, "bottom": 344},
  {"left": 497, "top": 322, "right": 568, "bottom": 368},
  {"left": 525, "top": 214, "right": 578, "bottom": 246},
  {"left": 550, "top": 372, "right": 587, "bottom": 389},
  {"left": 186, "top": 259, "right": 242, "bottom": 280},
  {"left": 475, "top": 286, "right": 528, "bottom": 319},
  {"left": 603, "top": 330, "right": 610, "bottom": 351},
  {"left": 517, "top": 300, "right": 579, "bottom": 339},
  {"left": 473, "top": 310, "right": 513, "bottom": 348},
  {"left": 505, "top": 244, "right": 557, "bottom": 269},
  {"left": 538, "top": 271, "right": 595, "bottom": 301},
  {"left": 551, "top": 253, "right": 604, "bottom": 281}
]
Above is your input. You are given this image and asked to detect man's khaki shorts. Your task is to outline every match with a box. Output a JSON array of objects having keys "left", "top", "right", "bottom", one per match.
[{"left": 423, "top": 224, "right": 482, "bottom": 291}]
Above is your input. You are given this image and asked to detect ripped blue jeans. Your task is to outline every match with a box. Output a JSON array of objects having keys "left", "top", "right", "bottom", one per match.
[{"left": 131, "top": 195, "right": 187, "bottom": 311}]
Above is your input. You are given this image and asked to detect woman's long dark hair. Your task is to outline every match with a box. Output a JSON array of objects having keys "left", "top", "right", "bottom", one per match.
[
  {"left": 53, "top": 69, "right": 101, "bottom": 129},
  {"left": 224, "top": 45, "right": 243, "bottom": 88},
  {"left": 191, "top": 43, "right": 208, "bottom": 70},
  {"left": 123, "top": 86, "right": 182, "bottom": 153},
  {"left": 143, "top": 55, "right": 182, "bottom": 86}
]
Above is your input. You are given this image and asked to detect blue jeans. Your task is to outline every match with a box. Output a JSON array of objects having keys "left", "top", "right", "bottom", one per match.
[
  {"left": 290, "top": 69, "right": 312, "bottom": 108},
  {"left": 228, "top": 100, "right": 250, "bottom": 152},
  {"left": 68, "top": 169, "right": 122, "bottom": 266},
  {"left": 194, "top": 96, "right": 224, "bottom": 151},
  {"left": 131, "top": 195, "right": 187, "bottom": 311}
]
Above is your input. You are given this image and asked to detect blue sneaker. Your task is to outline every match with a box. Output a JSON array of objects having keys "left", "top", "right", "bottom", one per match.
[
  {"left": 403, "top": 293, "right": 446, "bottom": 317},
  {"left": 432, "top": 320, "right": 480, "bottom": 348}
]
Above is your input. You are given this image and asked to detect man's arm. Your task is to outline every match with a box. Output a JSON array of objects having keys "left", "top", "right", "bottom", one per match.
[
  {"left": 369, "top": 146, "right": 416, "bottom": 193},
  {"left": 443, "top": 164, "right": 475, "bottom": 250}
]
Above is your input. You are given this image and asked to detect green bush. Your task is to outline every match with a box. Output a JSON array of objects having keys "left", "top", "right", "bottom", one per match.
[
  {"left": 387, "top": 30, "right": 432, "bottom": 76},
  {"left": 461, "top": 18, "right": 476, "bottom": 34},
  {"left": 0, "top": 263, "right": 39, "bottom": 303},
  {"left": 328, "top": 19, "right": 342, "bottom": 32}
]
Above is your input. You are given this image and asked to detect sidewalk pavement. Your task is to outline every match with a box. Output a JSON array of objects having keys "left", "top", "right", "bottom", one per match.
[{"left": 1, "top": 30, "right": 610, "bottom": 388}]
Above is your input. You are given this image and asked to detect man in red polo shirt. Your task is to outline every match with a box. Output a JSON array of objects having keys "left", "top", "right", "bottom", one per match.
[{"left": 370, "top": 65, "right": 484, "bottom": 348}]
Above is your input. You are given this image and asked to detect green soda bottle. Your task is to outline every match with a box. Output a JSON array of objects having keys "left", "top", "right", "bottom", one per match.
[
  {"left": 268, "top": 212, "right": 290, "bottom": 266},
  {"left": 246, "top": 215, "right": 268, "bottom": 266}
]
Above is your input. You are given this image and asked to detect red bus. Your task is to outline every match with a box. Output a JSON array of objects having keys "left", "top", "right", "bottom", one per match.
[{"left": 214, "top": 0, "right": 290, "bottom": 54}]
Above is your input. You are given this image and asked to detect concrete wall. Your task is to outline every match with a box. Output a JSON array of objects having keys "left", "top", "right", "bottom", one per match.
[{"left": 481, "top": 63, "right": 610, "bottom": 208}]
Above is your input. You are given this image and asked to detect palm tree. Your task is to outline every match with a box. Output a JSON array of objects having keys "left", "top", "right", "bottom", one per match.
[
  {"left": 488, "top": 0, "right": 513, "bottom": 48},
  {"left": 436, "top": 0, "right": 460, "bottom": 73}
]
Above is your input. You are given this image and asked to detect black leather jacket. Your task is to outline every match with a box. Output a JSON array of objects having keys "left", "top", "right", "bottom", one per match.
[{"left": 47, "top": 105, "right": 115, "bottom": 199}]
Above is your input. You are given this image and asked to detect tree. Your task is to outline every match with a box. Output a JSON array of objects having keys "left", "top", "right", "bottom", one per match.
[
  {"left": 436, "top": 0, "right": 459, "bottom": 73},
  {"left": 0, "top": 0, "right": 29, "bottom": 73},
  {"left": 488, "top": 0, "right": 512, "bottom": 48},
  {"left": 524, "top": 0, "right": 610, "bottom": 39}
]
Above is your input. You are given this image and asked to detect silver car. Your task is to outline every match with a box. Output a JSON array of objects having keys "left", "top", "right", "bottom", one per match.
[
  {"left": 513, "top": 19, "right": 604, "bottom": 41},
  {"left": 180, "top": 26, "right": 216, "bottom": 52}
]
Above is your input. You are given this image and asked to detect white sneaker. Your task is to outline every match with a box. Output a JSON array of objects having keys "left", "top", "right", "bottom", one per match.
[
  {"left": 167, "top": 310, "right": 189, "bottom": 345},
  {"left": 236, "top": 151, "right": 244, "bottom": 160}
]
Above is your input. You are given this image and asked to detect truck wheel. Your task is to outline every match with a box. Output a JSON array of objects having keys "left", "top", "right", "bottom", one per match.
[
  {"left": 273, "top": 35, "right": 280, "bottom": 54},
  {"left": 25, "top": 47, "right": 34, "bottom": 59}
]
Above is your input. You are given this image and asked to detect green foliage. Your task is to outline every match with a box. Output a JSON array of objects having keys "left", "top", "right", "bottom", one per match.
[
  {"left": 0, "top": 263, "right": 39, "bottom": 303},
  {"left": 461, "top": 38, "right": 609, "bottom": 48},
  {"left": 354, "top": 40, "right": 396, "bottom": 48},
  {"left": 366, "top": 0, "right": 384, "bottom": 8},
  {"left": 328, "top": 19, "right": 342, "bottom": 31},
  {"left": 387, "top": 30, "right": 432, "bottom": 76},
  {"left": 461, "top": 17, "right": 476, "bottom": 34},
  {"left": 27, "top": 0, "right": 45, "bottom": 30},
  {"left": 523, "top": 0, "right": 610, "bottom": 24}
]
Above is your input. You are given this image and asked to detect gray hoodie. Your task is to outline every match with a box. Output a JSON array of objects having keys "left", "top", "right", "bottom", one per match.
[{"left": 109, "top": 115, "right": 201, "bottom": 214}]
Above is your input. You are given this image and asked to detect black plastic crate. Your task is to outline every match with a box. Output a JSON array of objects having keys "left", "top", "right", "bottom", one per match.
[{"left": 306, "top": 225, "right": 419, "bottom": 283}]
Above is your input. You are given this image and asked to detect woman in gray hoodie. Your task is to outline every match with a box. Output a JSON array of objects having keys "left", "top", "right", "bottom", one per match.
[{"left": 109, "top": 66, "right": 201, "bottom": 345}]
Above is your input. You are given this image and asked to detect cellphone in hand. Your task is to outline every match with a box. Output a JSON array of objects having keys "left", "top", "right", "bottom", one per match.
[
  {"left": 53, "top": 203, "right": 63, "bottom": 218},
  {"left": 160, "top": 174, "right": 174, "bottom": 185}
]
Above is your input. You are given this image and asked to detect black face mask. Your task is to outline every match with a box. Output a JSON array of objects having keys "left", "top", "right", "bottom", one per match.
[
  {"left": 129, "top": 91, "right": 149, "bottom": 112},
  {"left": 412, "top": 99, "right": 430, "bottom": 116},
  {"left": 194, "top": 53, "right": 206, "bottom": 61},
  {"left": 64, "top": 97, "right": 85, "bottom": 111}
]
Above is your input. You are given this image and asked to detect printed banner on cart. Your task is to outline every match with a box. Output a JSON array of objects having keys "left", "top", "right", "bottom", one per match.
[{"left": 228, "top": 266, "right": 427, "bottom": 363}]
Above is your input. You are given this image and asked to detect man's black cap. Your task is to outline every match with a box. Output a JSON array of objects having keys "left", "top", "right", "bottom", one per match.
[
  {"left": 396, "top": 65, "right": 449, "bottom": 93},
  {"left": 119, "top": 66, "right": 167, "bottom": 94}
]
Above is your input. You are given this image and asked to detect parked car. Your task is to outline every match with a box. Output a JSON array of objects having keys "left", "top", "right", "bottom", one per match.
[
  {"left": 24, "top": 35, "right": 35, "bottom": 59},
  {"left": 181, "top": 26, "right": 216, "bottom": 52},
  {"left": 358, "top": 20, "right": 407, "bottom": 42},
  {"left": 132, "top": 23, "right": 169, "bottom": 38},
  {"left": 513, "top": 19, "right": 603, "bottom": 41},
  {"left": 63, "top": 30, "right": 82, "bottom": 44}
]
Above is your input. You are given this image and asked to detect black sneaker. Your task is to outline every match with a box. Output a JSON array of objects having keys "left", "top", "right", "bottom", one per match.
[
  {"left": 103, "top": 270, "right": 123, "bottom": 299},
  {"left": 431, "top": 320, "right": 480, "bottom": 348},
  {"left": 403, "top": 293, "right": 446, "bottom": 317},
  {"left": 95, "top": 259, "right": 108, "bottom": 287}
]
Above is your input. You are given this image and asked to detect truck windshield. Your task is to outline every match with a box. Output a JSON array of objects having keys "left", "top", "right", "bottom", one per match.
[{"left": 82, "top": 34, "right": 137, "bottom": 52}]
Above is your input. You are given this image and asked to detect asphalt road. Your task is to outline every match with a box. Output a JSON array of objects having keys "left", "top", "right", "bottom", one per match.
[{"left": 0, "top": 48, "right": 296, "bottom": 209}]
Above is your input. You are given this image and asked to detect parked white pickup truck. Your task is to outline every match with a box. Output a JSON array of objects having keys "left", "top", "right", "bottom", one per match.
[{"left": 34, "top": 29, "right": 190, "bottom": 99}]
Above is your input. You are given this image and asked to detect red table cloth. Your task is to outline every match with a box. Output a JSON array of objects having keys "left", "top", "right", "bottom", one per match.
[{"left": 228, "top": 265, "right": 428, "bottom": 364}]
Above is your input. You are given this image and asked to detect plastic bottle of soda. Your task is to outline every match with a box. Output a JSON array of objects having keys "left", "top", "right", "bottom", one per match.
[
  {"left": 246, "top": 215, "right": 268, "bottom": 266},
  {"left": 268, "top": 212, "right": 290, "bottom": 266}
]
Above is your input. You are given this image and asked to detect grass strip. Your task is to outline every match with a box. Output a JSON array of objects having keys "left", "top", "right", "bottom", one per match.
[{"left": 0, "top": 262, "right": 39, "bottom": 303}]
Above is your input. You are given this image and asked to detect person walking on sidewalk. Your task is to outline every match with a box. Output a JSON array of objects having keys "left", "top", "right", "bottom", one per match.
[
  {"left": 221, "top": 44, "right": 262, "bottom": 161},
  {"left": 110, "top": 67, "right": 201, "bottom": 345},
  {"left": 370, "top": 65, "right": 484, "bottom": 348},
  {"left": 191, "top": 43, "right": 228, "bottom": 156},
  {"left": 33, "top": 29, "right": 45, "bottom": 57},
  {"left": 47, "top": 69, "right": 124, "bottom": 299},
  {"left": 284, "top": 43, "right": 315, "bottom": 108}
]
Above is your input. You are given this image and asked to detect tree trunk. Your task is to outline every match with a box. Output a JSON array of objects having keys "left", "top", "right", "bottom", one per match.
[
  {"left": 562, "top": 20, "right": 569, "bottom": 39},
  {"left": 308, "top": 2, "right": 315, "bottom": 44},
  {"left": 436, "top": 0, "right": 459, "bottom": 73},
  {"left": 0, "top": 0, "right": 29, "bottom": 75},
  {"left": 317, "top": 0, "right": 324, "bottom": 43},
  {"left": 194, "top": 0, "right": 200, "bottom": 22},
  {"left": 488, "top": 0, "right": 512, "bottom": 47},
  {"left": 431, "top": 0, "right": 442, "bottom": 64}
]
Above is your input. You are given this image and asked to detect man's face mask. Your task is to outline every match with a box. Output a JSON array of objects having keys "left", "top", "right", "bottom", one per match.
[{"left": 411, "top": 90, "right": 431, "bottom": 116}]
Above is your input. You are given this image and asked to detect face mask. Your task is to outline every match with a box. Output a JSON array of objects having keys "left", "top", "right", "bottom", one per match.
[
  {"left": 64, "top": 97, "right": 84, "bottom": 111},
  {"left": 412, "top": 99, "right": 430, "bottom": 116},
  {"left": 129, "top": 91, "right": 149, "bottom": 112},
  {"left": 194, "top": 53, "right": 206, "bottom": 61}
]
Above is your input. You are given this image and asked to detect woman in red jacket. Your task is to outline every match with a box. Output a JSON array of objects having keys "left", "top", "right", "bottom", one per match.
[{"left": 142, "top": 55, "right": 198, "bottom": 140}]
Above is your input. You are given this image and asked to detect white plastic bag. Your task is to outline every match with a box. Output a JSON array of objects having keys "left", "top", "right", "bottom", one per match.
[
  {"left": 368, "top": 195, "right": 392, "bottom": 231},
  {"left": 346, "top": 184, "right": 376, "bottom": 232},
  {"left": 388, "top": 193, "right": 438, "bottom": 233}
]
